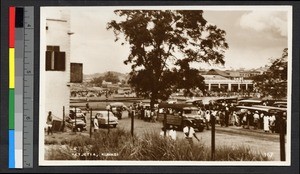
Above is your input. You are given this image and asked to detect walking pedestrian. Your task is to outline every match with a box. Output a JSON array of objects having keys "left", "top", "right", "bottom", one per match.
[{"left": 183, "top": 120, "right": 200, "bottom": 146}]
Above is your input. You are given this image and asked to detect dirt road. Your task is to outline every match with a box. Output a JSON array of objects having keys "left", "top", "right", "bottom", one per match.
[
  {"left": 70, "top": 99, "right": 284, "bottom": 161},
  {"left": 116, "top": 115, "right": 282, "bottom": 161}
]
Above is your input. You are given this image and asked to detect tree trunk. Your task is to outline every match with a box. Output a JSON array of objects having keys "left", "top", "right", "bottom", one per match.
[{"left": 150, "top": 90, "right": 158, "bottom": 110}]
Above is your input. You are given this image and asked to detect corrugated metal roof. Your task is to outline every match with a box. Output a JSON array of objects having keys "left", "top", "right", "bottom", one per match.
[{"left": 206, "top": 69, "right": 231, "bottom": 77}]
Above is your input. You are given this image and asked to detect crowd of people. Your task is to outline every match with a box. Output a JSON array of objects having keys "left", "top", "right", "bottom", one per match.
[
  {"left": 127, "top": 102, "right": 159, "bottom": 123},
  {"left": 196, "top": 101, "right": 286, "bottom": 134},
  {"left": 123, "top": 99, "right": 286, "bottom": 135}
]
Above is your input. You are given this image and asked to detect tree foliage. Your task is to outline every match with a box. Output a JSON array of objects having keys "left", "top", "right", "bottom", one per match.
[
  {"left": 107, "top": 10, "right": 228, "bottom": 107},
  {"left": 90, "top": 71, "right": 120, "bottom": 87},
  {"left": 90, "top": 76, "right": 103, "bottom": 87},
  {"left": 103, "top": 71, "right": 120, "bottom": 84},
  {"left": 252, "top": 48, "right": 288, "bottom": 99}
]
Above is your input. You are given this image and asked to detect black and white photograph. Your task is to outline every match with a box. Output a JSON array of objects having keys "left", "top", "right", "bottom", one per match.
[{"left": 39, "top": 6, "right": 292, "bottom": 166}]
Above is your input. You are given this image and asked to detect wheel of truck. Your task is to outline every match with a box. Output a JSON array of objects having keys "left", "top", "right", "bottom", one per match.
[
  {"left": 76, "top": 125, "right": 83, "bottom": 132},
  {"left": 113, "top": 124, "right": 117, "bottom": 128}
]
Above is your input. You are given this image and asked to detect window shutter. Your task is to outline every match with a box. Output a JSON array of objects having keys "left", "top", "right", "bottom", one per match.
[
  {"left": 70, "top": 63, "right": 83, "bottom": 83},
  {"left": 46, "top": 46, "right": 52, "bottom": 51},
  {"left": 47, "top": 45, "right": 60, "bottom": 52},
  {"left": 53, "top": 46, "right": 60, "bottom": 52},
  {"left": 56, "top": 52, "right": 66, "bottom": 71},
  {"left": 45, "top": 51, "right": 52, "bottom": 70}
]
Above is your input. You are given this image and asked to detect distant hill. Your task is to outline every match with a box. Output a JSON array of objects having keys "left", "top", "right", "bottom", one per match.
[{"left": 84, "top": 71, "right": 129, "bottom": 82}]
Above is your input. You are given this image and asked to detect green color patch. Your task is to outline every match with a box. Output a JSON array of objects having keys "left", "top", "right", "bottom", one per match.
[{"left": 9, "top": 89, "right": 15, "bottom": 129}]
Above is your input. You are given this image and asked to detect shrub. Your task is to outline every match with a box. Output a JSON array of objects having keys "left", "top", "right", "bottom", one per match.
[
  {"left": 44, "top": 139, "right": 59, "bottom": 145},
  {"left": 214, "top": 145, "right": 271, "bottom": 161},
  {"left": 46, "top": 128, "right": 272, "bottom": 161},
  {"left": 45, "top": 146, "right": 76, "bottom": 160}
]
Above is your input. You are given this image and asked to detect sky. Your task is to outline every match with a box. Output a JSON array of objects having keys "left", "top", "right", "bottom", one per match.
[{"left": 42, "top": 6, "right": 290, "bottom": 75}]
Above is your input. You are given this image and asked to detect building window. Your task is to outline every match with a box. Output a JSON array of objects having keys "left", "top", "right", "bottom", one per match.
[
  {"left": 70, "top": 63, "right": 83, "bottom": 83},
  {"left": 46, "top": 45, "right": 66, "bottom": 71}
]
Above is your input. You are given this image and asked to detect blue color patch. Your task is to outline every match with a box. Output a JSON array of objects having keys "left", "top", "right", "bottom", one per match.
[{"left": 9, "top": 130, "right": 15, "bottom": 168}]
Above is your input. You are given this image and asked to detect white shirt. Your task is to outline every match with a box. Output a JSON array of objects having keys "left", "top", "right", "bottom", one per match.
[
  {"left": 205, "top": 111, "right": 210, "bottom": 121},
  {"left": 253, "top": 113, "right": 260, "bottom": 120},
  {"left": 212, "top": 110, "right": 217, "bottom": 117},
  {"left": 183, "top": 126, "right": 195, "bottom": 138},
  {"left": 93, "top": 118, "right": 99, "bottom": 129},
  {"left": 169, "top": 129, "right": 177, "bottom": 140},
  {"left": 269, "top": 115, "right": 276, "bottom": 124}
]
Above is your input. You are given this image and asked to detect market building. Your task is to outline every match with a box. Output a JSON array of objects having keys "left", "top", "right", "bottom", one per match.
[{"left": 203, "top": 69, "right": 254, "bottom": 92}]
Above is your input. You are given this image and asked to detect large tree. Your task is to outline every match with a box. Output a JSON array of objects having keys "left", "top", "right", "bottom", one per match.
[
  {"left": 103, "top": 71, "right": 120, "bottom": 84},
  {"left": 108, "top": 10, "right": 228, "bottom": 107},
  {"left": 252, "top": 48, "right": 288, "bottom": 99},
  {"left": 90, "top": 76, "right": 103, "bottom": 87},
  {"left": 90, "top": 71, "right": 120, "bottom": 86}
]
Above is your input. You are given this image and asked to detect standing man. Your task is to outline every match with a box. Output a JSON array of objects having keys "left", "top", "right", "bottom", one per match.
[
  {"left": 86, "top": 102, "right": 90, "bottom": 111},
  {"left": 269, "top": 114, "right": 276, "bottom": 133},
  {"left": 224, "top": 104, "right": 230, "bottom": 127},
  {"left": 246, "top": 110, "right": 252, "bottom": 129},
  {"left": 253, "top": 111, "right": 260, "bottom": 130},
  {"left": 205, "top": 110, "right": 211, "bottom": 130},
  {"left": 93, "top": 115, "right": 99, "bottom": 132},
  {"left": 263, "top": 113, "right": 270, "bottom": 133},
  {"left": 128, "top": 105, "right": 133, "bottom": 118},
  {"left": 183, "top": 120, "right": 200, "bottom": 146},
  {"left": 46, "top": 111, "right": 53, "bottom": 135}
]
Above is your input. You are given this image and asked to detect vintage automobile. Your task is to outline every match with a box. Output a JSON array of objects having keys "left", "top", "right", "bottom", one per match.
[
  {"left": 237, "top": 99, "right": 263, "bottom": 106},
  {"left": 67, "top": 107, "right": 87, "bottom": 132},
  {"left": 212, "top": 97, "right": 239, "bottom": 105},
  {"left": 185, "top": 99, "right": 204, "bottom": 107},
  {"left": 157, "top": 103, "right": 205, "bottom": 132},
  {"left": 95, "top": 111, "right": 118, "bottom": 128},
  {"left": 69, "top": 107, "right": 86, "bottom": 120},
  {"left": 272, "top": 101, "right": 287, "bottom": 108},
  {"left": 110, "top": 102, "right": 128, "bottom": 119},
  {"left": 67, "top": 118, "right": 87, "bottom": 132}
]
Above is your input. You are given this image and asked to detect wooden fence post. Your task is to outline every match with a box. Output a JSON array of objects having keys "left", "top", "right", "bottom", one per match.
[
  {"left": 131, "top": 110, "right": 134, "bottom": 137},
  {"left": 211, "top": 115, "right": 215, "bottom": 161},
  {"left": 279, "top": 113, "right": 286, "bottom": 161},
  {"left": 90, "top": 108, "right": 93, "bottom": 138},
  {"left": 61, "top": 106, "right": 65, "bottom": 132},
  {"left": 74, "top": 106, "right": 77, "bottom": 133}
]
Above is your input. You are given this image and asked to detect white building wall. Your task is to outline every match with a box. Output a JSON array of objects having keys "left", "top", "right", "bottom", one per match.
[
  {"left": 40, "top": 10, "right": 71, "bottom": 120},
  {"left": 203, "top": 75, "right": 253, "bottom": 91}
]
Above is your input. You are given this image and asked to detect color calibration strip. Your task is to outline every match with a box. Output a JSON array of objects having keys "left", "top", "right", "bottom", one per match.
[
  {"left": 9, "top": 6, "right": 34, "bottom": 169},
  {"left": 15, "top": 7, "right": 25, "bottom": 169},
  {"left": 9, "top": 6, "right": 16, "bottom": 169}
]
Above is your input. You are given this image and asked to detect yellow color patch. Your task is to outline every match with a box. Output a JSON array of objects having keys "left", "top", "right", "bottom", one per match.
[{"left": 9, "top": 48, "right": 15, "bottom": 88}]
